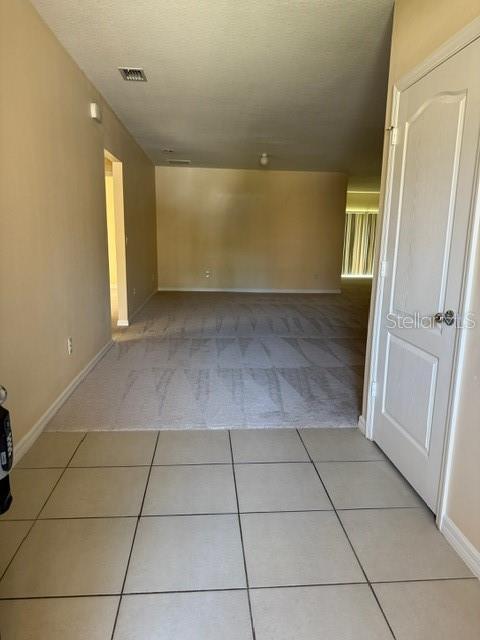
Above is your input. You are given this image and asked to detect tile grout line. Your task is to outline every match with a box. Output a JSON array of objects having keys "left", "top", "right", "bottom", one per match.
[
  {"left": 0, "top": 433, "right": 89, "bottom": 584},
  {"left": 109, "top": 431, "right": 161, "bottom": 640},
  {"left": 228, "top": 430, "right": 257, "bottom": 640},
  {"left": 0, "top": 575, "right": 477, "bottom": 602},
  {"left": 295, "top": 429, "right": 398, "bottom": 640},
  {"left": 2, "top": 505, "right": 427, "bottom": 524},
  {"left": 15, "top": 457, "right": 387, "bottom": 470}
]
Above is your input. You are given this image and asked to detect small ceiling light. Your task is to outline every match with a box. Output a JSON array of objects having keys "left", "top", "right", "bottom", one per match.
[{"left": 259, "top": 152, "right": 269, "bottom": 167}]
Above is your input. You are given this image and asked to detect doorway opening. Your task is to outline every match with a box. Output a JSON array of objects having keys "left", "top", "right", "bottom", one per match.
[{"left": 104, "top": 150, "right": 128, "bottom": 328}]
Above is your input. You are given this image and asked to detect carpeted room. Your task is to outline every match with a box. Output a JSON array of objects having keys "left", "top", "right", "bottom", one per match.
[
  {"left": 47, "top": 284, "right": 371, "bottom": 431},
  {"left": 48, "top": 167, "right": 373, "bottom": 432}
]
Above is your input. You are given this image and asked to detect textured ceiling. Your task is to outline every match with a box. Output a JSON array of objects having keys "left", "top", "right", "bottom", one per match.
[{"left": 32, "top": 0, "right": 393, "bottom": 189}]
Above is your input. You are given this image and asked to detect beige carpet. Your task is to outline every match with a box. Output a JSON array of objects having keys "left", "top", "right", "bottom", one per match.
[{"left": 47, "top": 279, "right": 371, "bottom": 431}]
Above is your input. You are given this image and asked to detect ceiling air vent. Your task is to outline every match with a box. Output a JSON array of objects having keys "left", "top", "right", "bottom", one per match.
[
  {"left": 118, "top": 67, "right": 147, "bottom": 82},
  {"left": 167, "top": 159, "right": 191, "bottom": 166}
]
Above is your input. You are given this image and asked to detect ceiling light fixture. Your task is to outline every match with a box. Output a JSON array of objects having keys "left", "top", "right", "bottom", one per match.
[{"left": 259, "top": 152, "right": 269, "bottom": 167}]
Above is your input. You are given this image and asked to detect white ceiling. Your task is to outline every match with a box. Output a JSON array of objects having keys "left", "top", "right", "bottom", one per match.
[{"left": 32, "top": 0, "right": 393, "bottom": 190}]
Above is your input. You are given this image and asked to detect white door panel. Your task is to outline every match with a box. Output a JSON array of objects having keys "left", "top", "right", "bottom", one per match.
[
  {"left": 373, "top": 38, "right": 480, "bottom": 511},
  {"left": 382, "top": 334, "right": 438, "bottom": 453},
  {"left": 391, "top": 93, "right": 466, "bottom": 319}
]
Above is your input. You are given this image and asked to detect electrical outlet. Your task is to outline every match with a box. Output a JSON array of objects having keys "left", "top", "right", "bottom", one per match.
[
  {"left": 133, "top": 287, "right": 136, "bottom": 296},
  {"left": 204, "top": 269, "right": 211, "bottom": 279},
  {"left": 67, "top": 337, "right": 73, "bottom": 355}
]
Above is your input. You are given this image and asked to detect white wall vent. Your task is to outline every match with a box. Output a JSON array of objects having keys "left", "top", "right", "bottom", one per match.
[
  {"left": 118, "top": 67, "right": 147, "bottom": 81},
  {"left": 167, "top": 159, "right": 191, "bottom": 166}
]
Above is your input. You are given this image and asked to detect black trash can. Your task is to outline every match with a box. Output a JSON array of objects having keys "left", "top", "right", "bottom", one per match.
[{"left": 0, "top": 401, "right": 13, "bottom": 515}]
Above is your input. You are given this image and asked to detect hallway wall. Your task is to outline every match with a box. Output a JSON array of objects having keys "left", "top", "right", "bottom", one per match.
[
  {"left": 156, "top": 167, "right": 347, "bottom": 291},
  {"left": 364, "top": 0, "right": 480, "bottom": 560},
  {"left": 0, "top": 0, "right": 157, "bottom": 446}
]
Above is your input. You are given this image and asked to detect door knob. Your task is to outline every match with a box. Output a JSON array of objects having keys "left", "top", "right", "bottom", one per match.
[{"left": 434, "top": 310, "right": 456, "bottom": 326}]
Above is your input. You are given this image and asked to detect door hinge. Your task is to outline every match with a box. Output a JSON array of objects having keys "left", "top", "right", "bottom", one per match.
[
  {"left": 371, "top": 380, "right": 378, "bottom": 399},
  {"left": 380, "top": 259, "right": 388, "bottom": 278},
  {"left": 387, "top": 126, "right": 399, "bottom": 145}
]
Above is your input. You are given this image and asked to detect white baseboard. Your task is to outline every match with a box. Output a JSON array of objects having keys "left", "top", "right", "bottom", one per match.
[
  {"left": 130, "top": 289, "right": 157, "bottom": 322},
  {"left": 357, "top": 415, "right": 367, "bottom": 435},
  {"left": 116, "top": 289, "right": 157, "bottom": 328},
  {"left": 440, "top": 515, "right": 480, "bottom": 579},
  {"left": 157, "top": 287, "right": 341, "bottom": 294},
  {"left": 14, "top": 340, "right": 114, "bottom": 465}
]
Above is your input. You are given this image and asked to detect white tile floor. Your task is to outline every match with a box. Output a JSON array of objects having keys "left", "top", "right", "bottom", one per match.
[{"left": 1, "top": 428, "right": 479, "bottom": 639}]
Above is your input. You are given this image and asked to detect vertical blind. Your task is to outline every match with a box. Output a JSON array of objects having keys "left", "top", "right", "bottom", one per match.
[{"left": 342, "top": 211, "right": 378, "bottom": 276}]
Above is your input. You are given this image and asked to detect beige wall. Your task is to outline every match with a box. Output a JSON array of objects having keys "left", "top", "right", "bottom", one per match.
[
  {"left": 156, "top": 167, "right": 347, "bottom": 291},
  {"left": 346, "top": 191, "right": 380, "bottom": 212},
  {"left": 389, "top": 0, "right": 480, "bottom": 81},
  {"left": 0, "top": 0, "right": 157, "bottom": 446},
  {"left": 364, "top": 0, "right": 480, "bottom": 552}
]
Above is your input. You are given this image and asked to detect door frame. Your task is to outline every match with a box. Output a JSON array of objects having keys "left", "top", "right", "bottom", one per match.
[
  {"left": 104, "top": 149, "right": 129, "bottom": 327},
  {"left": 363, "top": 15, "right": 480, "bottom": 526}
]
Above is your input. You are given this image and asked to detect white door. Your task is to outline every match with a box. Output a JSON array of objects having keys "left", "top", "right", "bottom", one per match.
[{"left": 373, "top": 37, "right": 480, "bottom": 512}]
